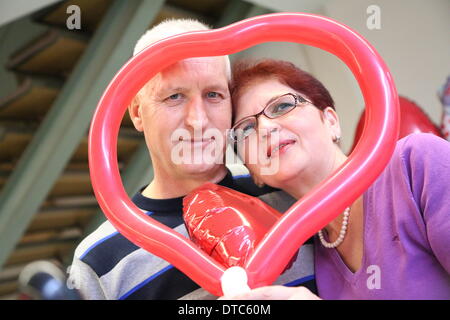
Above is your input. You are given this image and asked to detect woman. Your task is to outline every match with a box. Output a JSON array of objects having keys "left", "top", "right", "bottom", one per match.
[{"left": 227, "top": 59, "right": 450, "bottom": 299}]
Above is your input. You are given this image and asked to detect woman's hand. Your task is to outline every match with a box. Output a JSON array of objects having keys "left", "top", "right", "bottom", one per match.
[{"left": 219, "top": 285, "right": 321, "bottom": 300}]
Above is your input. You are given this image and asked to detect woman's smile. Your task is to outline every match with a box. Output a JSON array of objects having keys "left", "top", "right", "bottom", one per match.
[{"left": 267, "top": 139, "right": 296, "bottom": 158}]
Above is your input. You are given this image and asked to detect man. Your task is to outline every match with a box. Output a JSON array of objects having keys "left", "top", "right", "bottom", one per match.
[{"left": 69, "top": 19, "right": 315, "bottom": 300}]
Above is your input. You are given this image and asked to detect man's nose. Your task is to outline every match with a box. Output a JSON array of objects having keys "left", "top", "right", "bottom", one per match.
[{"left": 184, "top": 96, "right": 208, "bottom": 130}]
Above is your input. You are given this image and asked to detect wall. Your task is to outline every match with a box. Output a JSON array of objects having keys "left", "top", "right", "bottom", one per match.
[
  {"left": 0, "top": 0, "right": 60, "bottom": 27},
  {"left": 237, "top": 0, "right": 450, "bottom": 153}
]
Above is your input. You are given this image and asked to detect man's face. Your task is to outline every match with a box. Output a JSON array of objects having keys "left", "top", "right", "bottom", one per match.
[{"left": 130, "top": 56, "right": 231, "bottom": 179}]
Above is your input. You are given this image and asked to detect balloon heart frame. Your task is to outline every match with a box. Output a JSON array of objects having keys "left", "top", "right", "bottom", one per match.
[{"left": 89, "top": 13, "right": 399, "bottom": 296}]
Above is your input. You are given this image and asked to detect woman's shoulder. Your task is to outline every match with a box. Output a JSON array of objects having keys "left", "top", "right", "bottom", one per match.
[
  {"left": 375, "top": 133, "right": 450, "bottom": 204},
  {"left": 396, "top": 132, "right": 448, "bottom": 153},
  {"left": 393, "top": 133, "right": 450, "bottom": 168},
  {"left": 368, "top": 133, "right": 449, "bottom": 198}
]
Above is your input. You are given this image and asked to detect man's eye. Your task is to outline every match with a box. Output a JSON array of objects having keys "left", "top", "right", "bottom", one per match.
[
  {"left": 162, "top": 93, "right": 184, "bottom": 107},
  {"left": 168, "top": 93, "right": 182, "bottom": 100},
  {"left": 206, "top": 92, "right": 221, "bottom": 99}
]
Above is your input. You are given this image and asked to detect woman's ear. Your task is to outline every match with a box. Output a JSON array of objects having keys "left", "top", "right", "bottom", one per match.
[
  {"left": 323, "top": 107, "right": 341, "bottom": 142},
  {"left": 128, "top": 96, "right": 144, "bottom": 132}
]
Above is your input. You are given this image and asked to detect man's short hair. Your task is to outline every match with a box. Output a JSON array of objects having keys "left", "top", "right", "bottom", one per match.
[
  {"left": 134, "top": 19, "right": 209, "bottom": 56},
  {"left": 132, "top": 19, "right": 231, "bottom": 104}
]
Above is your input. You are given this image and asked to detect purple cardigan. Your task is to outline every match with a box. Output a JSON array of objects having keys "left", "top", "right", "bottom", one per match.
[{"left": 314, "top": 133, "right": 450, "bottom": 299}]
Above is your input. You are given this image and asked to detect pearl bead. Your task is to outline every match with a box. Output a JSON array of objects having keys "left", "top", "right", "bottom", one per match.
[{"left": 318, "top": 206, "right": 351, "bottom": 248}]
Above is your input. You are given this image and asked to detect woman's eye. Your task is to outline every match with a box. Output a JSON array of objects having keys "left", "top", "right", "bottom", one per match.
[
  {"left": 272, "top": 102, "right": 294, "bottom": 114},
  {"left": 243, "top": 122, "right": 255, "bottom": 133}
]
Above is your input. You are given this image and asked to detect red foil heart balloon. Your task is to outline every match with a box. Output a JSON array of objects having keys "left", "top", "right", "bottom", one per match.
[
  {"left": 89, "top": 13, "right": 400, "bottom": 296},
  {"left": 183, "top": 183, "right": 282, "bottom": 268},
  {"left": 351, "top": 96, "right": 443, "bottom": 152}
]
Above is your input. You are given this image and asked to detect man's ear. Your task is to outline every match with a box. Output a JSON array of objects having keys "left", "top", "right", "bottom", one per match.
[{"left": 128, "top": 96, "right": 144, "bottom": 132}]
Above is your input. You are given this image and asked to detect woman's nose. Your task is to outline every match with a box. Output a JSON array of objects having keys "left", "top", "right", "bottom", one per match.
[{"left": 257, "top": 116, "right": 280, "bottom": 139}]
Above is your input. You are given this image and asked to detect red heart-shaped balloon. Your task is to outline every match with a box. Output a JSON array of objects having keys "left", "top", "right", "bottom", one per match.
[
  {"left": 183, "top": 182, "right": 282, "bottom": 268},
  {"left": 89, "top": 13, "right": 399, "bottom": 296},
  {"left": 183, "top": 183, "right": 298, "bottom": 276},
  {"left": 351, "top": 96, "right": 443, "bottom": 152}
]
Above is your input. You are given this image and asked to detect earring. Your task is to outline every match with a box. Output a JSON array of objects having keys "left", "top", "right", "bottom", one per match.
[{"left": 333, "top": 135, "right": 341, "bottom": 143}]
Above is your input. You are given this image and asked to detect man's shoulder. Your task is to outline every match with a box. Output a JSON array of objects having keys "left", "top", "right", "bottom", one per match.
[
  {"left": 74, "top": 220, "right": 119, "bottom": 261},
  {"left": 75, "top": 219, "right": 189, "bottom": 273},
  {"left": 73, "top": 220, "right": 198, "bottom": 299},
  {"left": 258, "top": 190, "right": 297, "bottom": 213},
  {"left": 74, "top": 220, "right": 140, "bottom": 277}
]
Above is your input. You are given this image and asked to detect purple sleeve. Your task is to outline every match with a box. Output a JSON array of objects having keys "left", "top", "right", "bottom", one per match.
[{"left": 401, "top": 133, "right": 450, "bottom": 273}]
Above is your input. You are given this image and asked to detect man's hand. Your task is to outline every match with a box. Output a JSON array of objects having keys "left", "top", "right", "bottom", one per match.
[{"left": 219, "top": 285, "right": 321, "bottom": 300}]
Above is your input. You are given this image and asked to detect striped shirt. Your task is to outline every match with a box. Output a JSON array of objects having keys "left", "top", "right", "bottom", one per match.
[{"left": 70, "top": 170, "right": 316, "bottom": 299}]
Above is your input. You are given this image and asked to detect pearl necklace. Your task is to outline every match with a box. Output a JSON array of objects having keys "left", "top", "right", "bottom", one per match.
[{"left": 318, "top": 207, "right": 350, "bottom": 248}]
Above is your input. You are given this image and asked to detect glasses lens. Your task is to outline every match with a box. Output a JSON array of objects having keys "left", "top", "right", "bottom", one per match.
[
  {"left": 266, "top": 94, "right": 296, "bottom": 118},
  {"left": 232, "top": 118, "right": 257, "bottom": 142}
]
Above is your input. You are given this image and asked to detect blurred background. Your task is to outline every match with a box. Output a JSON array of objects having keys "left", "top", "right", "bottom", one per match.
[{"left": 0, "top": 0, "right": 448, "bottom": 299}]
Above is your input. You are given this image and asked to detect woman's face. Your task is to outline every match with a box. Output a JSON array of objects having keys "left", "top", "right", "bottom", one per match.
[{"left": 233, "top": 77, "right": 341, "bottom": 189}]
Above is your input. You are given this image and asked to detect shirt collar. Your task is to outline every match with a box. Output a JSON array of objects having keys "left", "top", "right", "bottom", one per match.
[{"left": 131, "top": 169, "right": 236, "bottom": 213}]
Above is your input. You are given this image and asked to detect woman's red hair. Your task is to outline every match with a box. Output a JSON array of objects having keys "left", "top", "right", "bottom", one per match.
[{"left": 230, "top": 59, "right": 335, "bottom": 120}]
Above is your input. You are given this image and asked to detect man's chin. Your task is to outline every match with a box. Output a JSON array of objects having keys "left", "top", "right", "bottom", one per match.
[{"left": 176, "top": 162, "right": 225, "bottom": 177}]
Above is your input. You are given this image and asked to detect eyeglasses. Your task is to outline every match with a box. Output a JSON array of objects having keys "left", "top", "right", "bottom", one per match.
[{"left": 229, "top": 93, "right": 311, "bottom": 143}]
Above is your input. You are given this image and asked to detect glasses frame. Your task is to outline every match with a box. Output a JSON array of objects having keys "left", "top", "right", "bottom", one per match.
[{"left": 229, "top": 93, "right": 310, "bottom": 144}]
